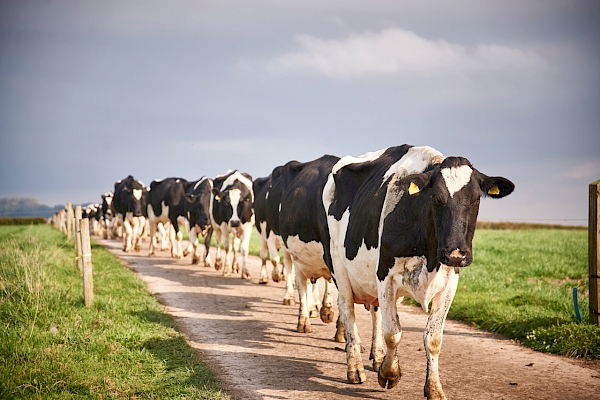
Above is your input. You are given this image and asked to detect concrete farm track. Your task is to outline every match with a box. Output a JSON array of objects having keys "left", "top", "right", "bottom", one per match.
[{"left": 95, "top": 237, "right": 600, "bottom": 400}]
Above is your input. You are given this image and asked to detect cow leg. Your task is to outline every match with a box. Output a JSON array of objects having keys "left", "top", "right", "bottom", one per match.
[
  {"left": 132, "top": 216, "right": 145, "bottom": 252},
  {"left": 148, "top": 219, "right": 158, "bottom": 256},
  {"left": 369, "top": 306, "right": 385, "bottom": 373},
  {"left": 337, "top": 285, "right": 366, "bottom": 383},
  {"left": 281, "top": 247, "right": 295, "bottom": 306},
  {"left": 295, "top": 268, "right": 313, "bottom": 333},
  {"left": 423, "top": 269, "right": 458, "bottom": 400},
  {"left": 232, "top": 236, "right": 241, "bottom": 274},
  {"left": 185, "top": 225, "right": 199, "bottom": 263},
  {"left": 123, "top": 218, "right": 133, "bottom": 252},
  {"left": 169, "top": 216, "right": 183, "bottom": 259},
  {"left": 267, "top": 232, "right": 282, "bottom": 283},
  {"left": 334, "top": 315, "right": 347, "bottom": 342},
  {"left": 308, "top": 280, "right": 320, "bottom": 318},
  {"left": 376, "top": 272, "right": 402, "bottom": 390},
  {"left": 203, "top": 226, "right": 213, "bottom": 267},
  {"left": 258, "top": 223, "right": 269, "bottom": 284},
  {"left": 213, "top": 226, "right": 223, "bottom": 270},
  {"left": 222, "top": 230, "right": 232, "bottom": 276},
  {"left": 238, "top": 224, "right": 252, "bottom": 280},
  {"left": 320, "top": 278, "right": 335, "bottom": 324}
]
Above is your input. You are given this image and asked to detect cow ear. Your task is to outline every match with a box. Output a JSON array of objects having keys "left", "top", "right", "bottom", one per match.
[
  {"left": 398, "top": 170, "right": 434, "bottom": 196},
  {"left": 212, "top": 188, "right": 222, "bottom": 201},
  {"left": 480, "top": 175, "right": 515, "bottom": 198},
  {"left": 184, "top": 193, "right": 195, "bottom": 202}
]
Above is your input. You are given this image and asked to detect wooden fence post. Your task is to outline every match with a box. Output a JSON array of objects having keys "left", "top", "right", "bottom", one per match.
[
  {"left": 590, "top": 179, "right": 600, "bottom": 325},
  {"left": 80, "top": 218, "right": 94, "bottom": 307},
  {"left": 75, "top": 206, "right": 83, "bottom": 271},
  {"left": 66, "top": 203, "right": 73, "bottom": 240}
]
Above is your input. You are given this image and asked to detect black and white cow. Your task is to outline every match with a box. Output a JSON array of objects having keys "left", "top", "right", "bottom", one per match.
[
  {"left": 101, "top": 192, "right": 115, "bottom": 239},
  {"left": 271, "top": 156, "right": 341, "bottom": 333},
  {"left": 210, "top": 170, "right": 254, "bottom": 279},
  {"left": 322, "top": 145, "right": 514, "bottom": 399},
  {"left": 113, "top": 175, "right": 147, "bottom": 253},
  {"left": 147, "top": 178, "right": 190, "bottom": 258},
  {"left": 254, "top": 169, "right": 328, "bottom": 310},
  {"left": 182, "top": 177, "right": 214, "bottom": 266}
]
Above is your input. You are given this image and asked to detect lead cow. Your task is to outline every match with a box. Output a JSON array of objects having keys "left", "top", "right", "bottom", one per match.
[{"left": 322, "top": 145, "right": 514, "bottom": 399}]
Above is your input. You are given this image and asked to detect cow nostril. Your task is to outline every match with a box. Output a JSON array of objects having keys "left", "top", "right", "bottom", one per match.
[
  {"left": 449, "top": 249, "right": 465, "bottom": 259},
  {"left": 230, "top": 220, "right": 240, "bottom": 228}
]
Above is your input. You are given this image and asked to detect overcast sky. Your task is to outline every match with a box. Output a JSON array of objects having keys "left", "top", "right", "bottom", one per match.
[{"left": 1, "top": 1, "right": 599, "bottom": 225}]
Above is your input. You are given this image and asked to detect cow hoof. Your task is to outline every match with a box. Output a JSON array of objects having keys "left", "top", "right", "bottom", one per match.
[
  {"left": 424, "top": 381, "right": 447, "bottom": 400},
  {"left": 297, "top": 322, "right": 312, "bottom": 333},
  {"left": 259, "top": 277, "right": 268, "bottom": 284},
  {"left": 223, "top": 270, "right": 231, "bottom": 277},
  {"left": 372, "top": 361, "right": 382, "bottom": 373},
  {"left": 334, "top": 331, "right": 347, "bottom": 343},
  {"left": 347, "top": 370, "right": 367, "bottom": 384},
  {"left": 320, "top": 306, "right": 334, "bottom": 324},
  {"left": 309, "top": 309, "right": 319, "bottom": 318},
  {"left": 377, "top": 361, "right": 401, "bottom": 390},
  {"left": 191, "top": 257, "right": 200, "bottom": 265},
  {"left": 242, "top": 272, "right": 251, "bottom": 280},
  {"left": 283, "top": 298, "right": 295, "bottom": 306}
]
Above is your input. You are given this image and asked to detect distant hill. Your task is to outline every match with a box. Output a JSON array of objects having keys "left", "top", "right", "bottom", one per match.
[{"left": 0, "top": 197, "right": 64, "bottom": 218}]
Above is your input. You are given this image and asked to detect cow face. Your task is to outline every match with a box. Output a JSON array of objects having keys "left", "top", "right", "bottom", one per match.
[
  {"left": 185, "top": 192, "right": 211, "bottom": 231},
  {"left": 212, "top": 186, "right": 253, "bottom": 230},
  {"left": 399, "top": 157, "right": 514, "bottom": 270}
]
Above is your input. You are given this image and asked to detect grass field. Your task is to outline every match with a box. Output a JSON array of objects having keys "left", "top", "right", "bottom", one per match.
[
  {"left": 448, "top": 228, "right": 600, "bottom": 358},
  {"left": 0, "top": 225, "right": 227, "bottom": 399}
]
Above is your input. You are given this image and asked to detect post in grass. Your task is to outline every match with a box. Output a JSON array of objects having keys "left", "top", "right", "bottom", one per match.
[
  {"left": 74, "top": 206, "right": 83, "bottom": 271},
  {"left": 80, "top": 218, "right": 94, "bottom": 307},
  {"left": 590, "top": 179, "right": 600, "bottom": 325}
]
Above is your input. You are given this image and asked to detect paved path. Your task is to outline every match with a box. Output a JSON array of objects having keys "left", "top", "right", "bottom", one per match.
[{"left": 96, "top": 238, "right": 600, "bottom": 400}]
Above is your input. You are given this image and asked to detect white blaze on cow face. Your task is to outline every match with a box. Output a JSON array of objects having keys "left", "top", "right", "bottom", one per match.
[
  {"left": 228, "top": 188, "right": 242, "bottom": 226},
  {"left": 441, "top": 165, "right": 472, "bottom": 198},
  {"left": 133, "top": 189, "right": 143, "bottom": 200}
]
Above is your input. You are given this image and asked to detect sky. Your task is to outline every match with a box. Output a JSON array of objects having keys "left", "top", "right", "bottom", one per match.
[{"left": 0, "top": 1, "right": 599, "bottom": 225}]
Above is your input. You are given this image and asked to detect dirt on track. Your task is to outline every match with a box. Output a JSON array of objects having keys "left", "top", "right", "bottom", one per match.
[{"left": 95, "top": 238, "right": 600, "bottom": 400}]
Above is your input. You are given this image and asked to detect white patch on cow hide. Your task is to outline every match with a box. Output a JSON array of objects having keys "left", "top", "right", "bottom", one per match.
[
  {"left": 441, "top": 165, "right": 472, "bottom": 198},
  {"left": 285, "top": 235, "right": 330, "bottom": 279},
  {"left": 132, "top": 189, "right": 142, "bottom": 200},
  {"left": 228, "top": 189, "right": 242, "bottom": 221},
  {"left": 382, "top": 146, "right": 444, "bottom": 184},
  {"left": 331, "top": 148, "right": 387, "bottom": 175},
  {"left": 380, "top": 256, "right": 455, "bottom": 313},
  {"left": 105, "top": 196, "right": 113, "bottom": 206}
]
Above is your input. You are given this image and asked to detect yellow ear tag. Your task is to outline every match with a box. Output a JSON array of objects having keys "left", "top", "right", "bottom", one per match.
[
  {"left": 488, "top": 184, "right": 500, "bottom": 195},
  {"left": 214, "top": 195, "right": 221, "bottom": 201},
  {"left": 408, "top": 182, "right": 420, "bottom": 195}
]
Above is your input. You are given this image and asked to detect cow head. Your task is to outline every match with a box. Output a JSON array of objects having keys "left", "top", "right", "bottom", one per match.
[
  {"left": 123, "top": 185, "right": 146, "bottom": 217},
  {"left": 212, "top": 184, "right": 254, "bottom": 230},
  {"left": 185, "top": 192, "right": 212, "bottom": 231},
  {"left": 398, "top": 157, "right": 514, "bottom": 271}
]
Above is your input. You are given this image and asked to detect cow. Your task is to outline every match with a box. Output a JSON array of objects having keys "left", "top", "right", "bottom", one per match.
[
  {"left": 182, "top": 177, "right": 214, "bottom": 266},
  {"left": 210, "top": 170, "right": 254, "bottom": 279},
  {"left": 146, "top": 178, "right": 190, "bottom": 258},
  {"left": 252, "top": 175, "right": 285, "bottom": 285},
  {"left": 269, "top": 156, "right": 340, "bottom": 333},
  {"left": 101, "top": 192, "right": 115, "bottom": 239},
  {"left": 83, "top": 203, "right": 102, "bottom": 235},
  {"left": 322, "top": 145, "right": 514, "bottom": 399},
  {"left": 112, "top": 175, "right": 147, "bottom": 253}
]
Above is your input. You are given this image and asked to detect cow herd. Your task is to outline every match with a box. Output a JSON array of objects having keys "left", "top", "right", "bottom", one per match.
[{"left": 79, "top": 144, "right": 514, "bottom": 400}]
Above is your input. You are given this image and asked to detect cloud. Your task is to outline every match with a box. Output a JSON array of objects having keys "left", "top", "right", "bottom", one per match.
[{"left": 259, "top": 28, "right": 545, "bottom": 79}]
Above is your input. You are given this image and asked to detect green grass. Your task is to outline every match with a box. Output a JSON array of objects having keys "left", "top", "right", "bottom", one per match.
[
  {"left": 447, "top": 229, "right": 600, "bottom": 358},
  {"left": 0, "top": 225, "right": 227, "bottom": 399}
]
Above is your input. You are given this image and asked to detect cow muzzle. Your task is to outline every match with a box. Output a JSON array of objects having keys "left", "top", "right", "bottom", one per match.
[
  {"left": 229, "top": 220, "right": 241, "bottom": 228},
  {"left": 441, "top": 249, "right": 471, "bottom": 268}
]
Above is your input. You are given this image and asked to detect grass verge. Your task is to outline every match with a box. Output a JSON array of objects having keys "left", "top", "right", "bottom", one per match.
[
  {"left": 446, "top": 228, "right": 600, "bottom": 359},
  {"left": 0, "top": 225, "right": 227, "bottom": 399}
]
